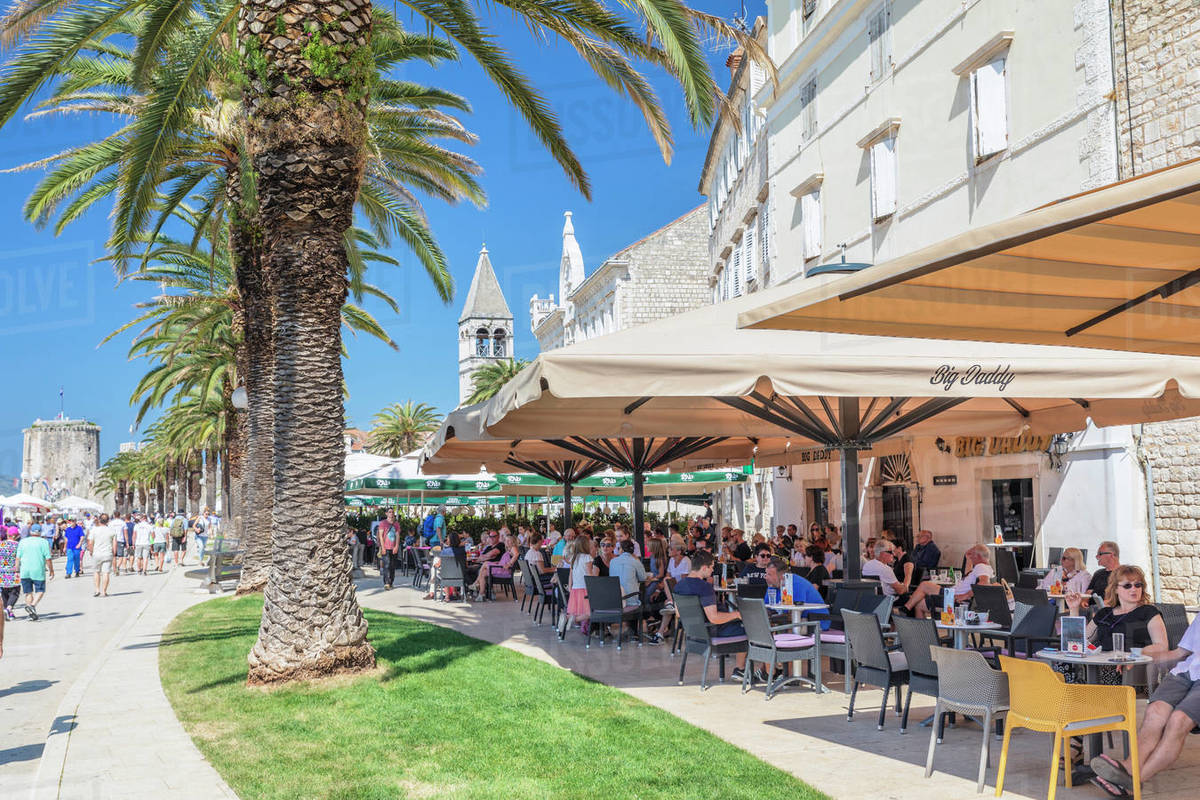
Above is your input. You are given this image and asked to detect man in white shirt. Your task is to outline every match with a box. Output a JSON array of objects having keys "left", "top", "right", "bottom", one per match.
[
  {"left": 862, "top": 540, "right": 907, "bottom": 599},
  {"left": 1092, "top": 612, "right": 1200, "bottom": 792},
  {"left": 133, "top": 514, "right": 154, "bottom": 575},
  {"left": 903, "top": 544, "right": 994, "bottom": 618},
  {"left": 89, "top": 514, "right": 118, "bottom": 597}
]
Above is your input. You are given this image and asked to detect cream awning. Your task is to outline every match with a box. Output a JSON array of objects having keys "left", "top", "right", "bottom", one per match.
[{"left": 737, "top": 159, "right": 1200, "bottom": 355}]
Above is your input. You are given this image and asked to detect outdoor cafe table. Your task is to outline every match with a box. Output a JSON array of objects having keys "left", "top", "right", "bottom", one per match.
[
  {"left": 766, "top": 603, "right": 830, "bottom": 694},
  {"left": 1034, "top": 648, "right": 1153, "bottom": 775},
  {"left": 935, "top": 620, "right": 1004, "bottom": 650}
]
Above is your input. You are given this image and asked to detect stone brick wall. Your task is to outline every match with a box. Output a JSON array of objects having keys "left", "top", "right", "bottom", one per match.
[
  {"left": 619, "top": 206, "right": 711, "bottom": 329},
  {"left": 1112, "top": 0, "right": 1200, "bottom": 602},
  {"left": 22, "top": 420, "right": 101, "bottom": 501}
]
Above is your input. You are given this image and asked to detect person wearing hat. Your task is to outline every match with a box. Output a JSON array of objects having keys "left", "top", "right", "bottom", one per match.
[
  {"left": 63, "top": 517, "right": 87, "bottom": 578},
  {"left": 15, "top": 523, "right": 53, "bottom": 620}
]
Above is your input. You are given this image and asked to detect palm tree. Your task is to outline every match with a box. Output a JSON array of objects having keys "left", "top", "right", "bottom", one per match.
[
  {"left": 466, "top": 358, "right": 530, "bottom": 405},
  {"left": 367, "top": 401, "right": 442, "bottom": 456}
]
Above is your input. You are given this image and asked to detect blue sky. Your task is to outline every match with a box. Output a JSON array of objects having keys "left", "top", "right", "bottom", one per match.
[{"left": 0, "top": 2, "right": 749, "bottom": 482}]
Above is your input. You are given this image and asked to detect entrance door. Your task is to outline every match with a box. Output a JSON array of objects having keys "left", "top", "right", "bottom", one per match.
[
  {"left": 807, "top": 488, "right": 829, "bottom": 529},
  {"left": 991, "top": 478, "right": 1035, "bottom": 568},
  {"left": 882, "top": 485, "right": 913, "bottom": 549}
]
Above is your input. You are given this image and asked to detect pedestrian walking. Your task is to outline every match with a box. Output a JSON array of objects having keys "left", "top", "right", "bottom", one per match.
[
  {"left": 152, "top": 516, "right": 168, "bottom": 572},
  {"left": 168, "top": 513, "right": 186, "bottom": 567},
  {"left": 15, "top": 523, "right": 53, "bottom": 620},
  {"left": 189, "top": 511, "right": 207, "bottom": 562},
  {"left": 63, "top": 517, "right": 87, "bottom": 578},
  {"left": 0, "top": 530, "right": 19, "bottom": 621},
  {"left": 89, "top": 514, "right": 118, "bottom": 597},
  {"left": 133, "top": 514, "right": 153, "bottom": 575},
  {"left": 377, "top": 510, "right": 400, "bottom": 589}
]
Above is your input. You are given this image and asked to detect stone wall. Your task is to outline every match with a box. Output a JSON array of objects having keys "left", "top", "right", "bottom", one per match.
[
  {"left": 1112, "top": 0, "right": 1200, "bottom": 602},
  {"left": 619, "top": 206, "right": 711, "bottom": 329},
  {"left": 21, "top": 419, "right": 101, "bottom": 502}
]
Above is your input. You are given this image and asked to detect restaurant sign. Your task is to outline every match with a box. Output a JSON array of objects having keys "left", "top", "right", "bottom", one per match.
[
  {"left": 952, "top": 434, "right": 1053, "bottom": 458},
  {"left": 932, "top": 475, "right": 957, "bottom": 486}
]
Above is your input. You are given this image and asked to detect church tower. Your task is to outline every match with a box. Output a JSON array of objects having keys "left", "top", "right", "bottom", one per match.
[
  {"left": 558, "top": 211, "right": 585, "bottom": 303},
  {"left": 458, "top": 244, "right": 514, "bottom": 404}
]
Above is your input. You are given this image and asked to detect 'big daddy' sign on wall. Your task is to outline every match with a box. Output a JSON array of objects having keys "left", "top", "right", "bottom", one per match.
[{"left": 952, "top": 434, "right": 1053, "bottom": 458}]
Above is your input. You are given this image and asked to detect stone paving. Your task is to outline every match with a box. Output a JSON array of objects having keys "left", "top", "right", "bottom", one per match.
[
  {"left": 0, "top": 553, "right": 236, "bottom": 800},
  {"left": 355, "top": 570, "right": 1200, "bottom": 800}
]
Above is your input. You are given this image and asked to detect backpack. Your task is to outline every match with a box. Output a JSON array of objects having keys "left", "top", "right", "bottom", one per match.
[{"left": 171, "top": 517, "right": 186, "bottom": 536}]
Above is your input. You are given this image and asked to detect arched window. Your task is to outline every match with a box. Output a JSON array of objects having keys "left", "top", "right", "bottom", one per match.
[
  {"left": 492, "top": 329, "right": 507, "bottom": 357},
  {"left": 475, "top": 328, "right": 489, "bottom": 357}
]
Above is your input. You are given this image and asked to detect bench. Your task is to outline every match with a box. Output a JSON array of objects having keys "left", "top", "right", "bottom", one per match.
[{"left": 203, "top": 535, "right": 244, "bottom": 593}]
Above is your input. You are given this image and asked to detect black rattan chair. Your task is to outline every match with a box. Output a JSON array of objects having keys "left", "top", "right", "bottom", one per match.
[
  {"left": 843, "top": 609, "right": 910, "bottom": 730},
  {"left": 740, "top": 597, "right": 822, "bottom": 699},
  {"left": 893, "top": 615, "right": 941, "bottom": 733},
  {"left": 674, "top": 593, "right": 747, "bottom": 689},
  {"left": 584, "top": 576, "right": 643, "bottom": 650}
]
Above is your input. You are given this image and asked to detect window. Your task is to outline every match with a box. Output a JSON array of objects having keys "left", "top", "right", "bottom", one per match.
[
  {"left": 758, "top": 204, "right": 770, "bottom": 276},
  {"left": 475, "top": 328, "right": 490, "bottom": 357},
  {"left": 803, "top": 0, "right": 817, "bottom": 17},
  {"left": 492, "top": 329, "right": 507, "bottom": 357},
  {"left": 743, "top": 225, "right": 756, "bottom": 285},
  {"left": 800, "top": 78, "right": 817, "bottom": 141},
  {"left": 971, "top": 56, "right": 1008, "bottom": 160},
  {"left": 731, "top": 246, "right": 743, "bottom": 297},
  {"left": 801, "top": 189, "right": 821, "bottom": 260},
  {"left": 867, "top": 5, "right": 891, "bottom": 83},
  {"left": 869, "top": 136, "right": 897, "bottom": 221}
]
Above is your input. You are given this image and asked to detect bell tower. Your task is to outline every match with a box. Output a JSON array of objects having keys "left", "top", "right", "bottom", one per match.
[{"left": 458, "top": 244, "right": 514, "bottom": 404}]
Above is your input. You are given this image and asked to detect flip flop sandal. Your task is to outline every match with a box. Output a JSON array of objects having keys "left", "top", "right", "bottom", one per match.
[
  {"left": 1090, "top": 775, "right": 1132, "bottom": 799},
  {"left": 1090, "top": 754, "right": 1133, "bottom": 790}
]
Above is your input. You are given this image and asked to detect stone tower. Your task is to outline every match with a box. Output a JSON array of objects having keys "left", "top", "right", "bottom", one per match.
[
  {"left": 21, "top": 418, "right": 102, "bottom": 502},
  {"left": 458, "top": 245, "right": 514, "bottom": 404},
  {"left": 558, "top": 211, "right": 585, "bottom": 303}
]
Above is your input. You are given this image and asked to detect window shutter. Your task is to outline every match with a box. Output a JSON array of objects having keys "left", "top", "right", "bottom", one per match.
[
  {"left": 972, "top": 56, "right": 1008, "bottom": 159},
  {"left": 870, "top": 137, "right": 897, "bottom": 220},
  {"left": 803, "top": 0, "right": 817, "bottom": 18},
  {"left": 801, "top": 190, "right": 822, "bottom": 260},
  {"left": 759, "top": 204, "right": 770, "bottom": 274},
  {"left": 750, "top": 62, "right": 765, "bottom": 97},
  {"left": 743, "top": 225, "right": 756, "bottom": 284},
  {"left": 801, "top": 79, "right": 817, "bottom": 139},
  {"left": 868, "top": 6, "right": 890, "bottom": 82},
  {"left": 731, "top": 247, "right": 743, "bottom": 297}
]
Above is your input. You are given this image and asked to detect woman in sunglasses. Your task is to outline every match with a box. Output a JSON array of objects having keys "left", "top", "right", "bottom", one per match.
[{"left": 1065, "top": 564, "right": 1169, "bottom": 683}]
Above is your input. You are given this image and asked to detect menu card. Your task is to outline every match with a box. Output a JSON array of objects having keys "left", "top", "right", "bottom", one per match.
[{"left": 1061, "top": 615, "right": 1087, "bottom": 656}]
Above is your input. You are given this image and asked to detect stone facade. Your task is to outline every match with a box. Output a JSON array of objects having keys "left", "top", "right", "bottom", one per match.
[
  {"left": 530, "top": 207, "right": 710, "bottom": 351},
  {"left": 21, "top": 418, "right": 101, "bottom": 502},
  {"left": 458, "top": 245, "right": 515, "bottom": 404},
  {"left": 1111, "top": 0, "right": 1200, "bottom": 603}
]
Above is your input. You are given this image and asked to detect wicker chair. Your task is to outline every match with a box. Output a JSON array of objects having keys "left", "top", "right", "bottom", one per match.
[
  {"left": 893, "top": 616, "right": 941, "bottom": 733},
  {"left": 926, "top": 647, "right": 1010, "bottom": 793},
  {"left": 740, "top": 597, "right": 823, "bottom": 699},
  {"left": 674, "top": 593, "right": 747, "bottom": 690},
  {"left": 842, "top": 609, "right": 910, "bottom": 730}
]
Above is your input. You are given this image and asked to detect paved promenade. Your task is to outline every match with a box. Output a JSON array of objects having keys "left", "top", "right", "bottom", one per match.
[{"left": 0, "top": 554, "right": 237, "bottom": 800}]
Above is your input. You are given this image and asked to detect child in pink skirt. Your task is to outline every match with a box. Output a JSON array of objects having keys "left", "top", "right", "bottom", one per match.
[{"left": 561, "top": 532, "right": 595, "bottom": 637}]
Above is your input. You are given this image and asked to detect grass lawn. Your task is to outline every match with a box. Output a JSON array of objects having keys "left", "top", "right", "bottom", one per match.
[{"left": 160, "top": 595, "right": 827, "bottom": 800}]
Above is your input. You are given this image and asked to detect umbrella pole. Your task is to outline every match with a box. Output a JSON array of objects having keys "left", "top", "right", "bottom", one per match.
[
  {"left": 632, "top": 470, "right": 645, "bottom": 552},
  {"left": 563, "top": 482, "right": 573, "bottom": 532},
  {"left": 839, "top": 396, "right": 862, "bottom": 581}
]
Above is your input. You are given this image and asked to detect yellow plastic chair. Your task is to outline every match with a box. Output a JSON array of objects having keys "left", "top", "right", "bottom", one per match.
[{"left": 996, "top": 655, "right": 1141, "bottom": 800}]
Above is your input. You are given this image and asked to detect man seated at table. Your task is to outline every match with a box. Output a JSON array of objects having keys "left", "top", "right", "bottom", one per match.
[
  {"left": 611, "top": 540, "right": 661, "bottom": 644},
  {"left": 1091, "top": 609, "right": 1200, "bottom": 793},
  {"left": 728, "top": 529, "right": 752, "bottom": 562},
  {"left": 674, "top": 550, "right": 749, "bottom": 678},
  {"left": 911, "top": 529, "right": 941, "bottom": 571},
  {"left": 1085, "top": 540, "right": 1120, "bottom": 602},
  {"left": 551, "top": 528, "right": 575, "bottom": 560},
  {"left": 861, "top": 541, "right": 909, "bottom": 603},
  {"left": 764, "top": 557, "right": 829, "bottom": 631},
  {"left": 740, "top": 544, "right": 772, "bottom": 583},
  {"left": 903, "top": 543, "right": 993, "bottom": 618}
]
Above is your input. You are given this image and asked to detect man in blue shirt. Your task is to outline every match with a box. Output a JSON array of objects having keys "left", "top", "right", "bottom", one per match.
[
  {"left": 911, "top": 529, "right": 941, "bottom": 571},
  {"left": 429, "top": 508, "right": 445, "bottom": 546},
  {"left": 63, "top": 518, "right": 87, "bottom": 578},
  {"left": 765, "top": 557, "right": 829, "bottom": 630},
  {"left": 421, "top": 512, "right": 435, "bottom": 544}
]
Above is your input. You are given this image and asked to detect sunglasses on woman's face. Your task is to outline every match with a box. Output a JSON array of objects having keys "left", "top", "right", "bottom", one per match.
[{"left": 1118, "top": 582, "right": 1144, "bottom": 590}]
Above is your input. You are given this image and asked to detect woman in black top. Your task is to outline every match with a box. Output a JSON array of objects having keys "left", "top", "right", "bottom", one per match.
[
  {"left": 1063, "top": 564, "right": 1168, "bottom": 684},
  {"left": 799, "top": 545, "right": 830, "bottom": 587}
]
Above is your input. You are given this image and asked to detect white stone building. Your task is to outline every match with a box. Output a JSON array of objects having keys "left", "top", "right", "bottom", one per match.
[
  {"left": 457, "top": 245, "right": 514, "bottom": 404},
  {"left": 690, "top": 0, "right": 1200, "bottom": 590},
  {"left": 529, "top": 208, "right": 710, "bottom": 352},
  {"left": 22, "top": 417, "right": 102, "bottom": 503}
]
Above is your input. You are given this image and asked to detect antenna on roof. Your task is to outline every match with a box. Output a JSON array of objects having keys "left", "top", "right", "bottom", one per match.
[{"left": 732, "top": 0, "right": 748, "bottom": 31}]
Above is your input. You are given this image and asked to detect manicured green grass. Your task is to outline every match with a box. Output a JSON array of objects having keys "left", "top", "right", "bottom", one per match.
[{"left": 160, "top": 596, "right": 827, "bottom": 800}]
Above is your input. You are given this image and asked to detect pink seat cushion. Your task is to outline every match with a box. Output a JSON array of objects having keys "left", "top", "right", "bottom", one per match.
[
  {"left": 819, "top": 631, "right": 846, "bottom": 643},
  {"left": 774, "top": 634, "right": 815, "bottom": 648},
  {"left": 711, "top": 635, "right": 748, "bottom": 645}
]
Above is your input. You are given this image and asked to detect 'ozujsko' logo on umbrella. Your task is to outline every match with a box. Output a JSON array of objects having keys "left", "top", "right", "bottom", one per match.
[{"left": 930, "top": 364, "right": 1016, "bottom": 392}]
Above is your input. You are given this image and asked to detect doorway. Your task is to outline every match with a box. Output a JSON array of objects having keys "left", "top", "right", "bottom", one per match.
[
  {"left": 807, "top": 488, "right": 829, "bottom": 530},
  {"left": 991, "top": 478, "right": 1035, "bottom": 568},
  {"left": 882, "top": 485, "right": 913, "bottom": 549}
]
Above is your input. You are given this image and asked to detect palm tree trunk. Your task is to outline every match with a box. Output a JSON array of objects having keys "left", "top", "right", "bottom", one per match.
[
  {"left": 166, "top": 460, "right": 177, "bottom": 513},
  {"left": 117, "top": 479, "right": 128, "bottom": 515},
  {"left": 188, "top": 453, "right": 203, "bottom": 513},
  {"left": 244, "top": 0, "right": 374, "bottom": 683},
  {"left": 205, "top": 446, "right": 218, "bottom": 512},
  {"left": 231, "top": 161, "right": 274, "bottom": 596}
]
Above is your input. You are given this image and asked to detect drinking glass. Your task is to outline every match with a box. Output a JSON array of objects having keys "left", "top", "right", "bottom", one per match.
[
  {"left": 954, "top": 604, "right": 967, "bottom": 625},
  {"left": 1112, "top": 632, "right": 1125, "bottom": 655}
]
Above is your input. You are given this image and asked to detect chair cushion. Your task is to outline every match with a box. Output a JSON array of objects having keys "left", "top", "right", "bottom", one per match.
[
  {"left": 774, "top": 634, "right": 816, "bottom": 648},
  {"left": 887, "top": 651, "right": 908, "bottom": 671},
  {"left": 711, "top": 635, "right": 748, "bottom": 645},
  {"left": 1064, "top": 715, "right": 1125, "bottom": 732},
  {"left": 819, "top": 631, "right": 846, "bottom": 643}
]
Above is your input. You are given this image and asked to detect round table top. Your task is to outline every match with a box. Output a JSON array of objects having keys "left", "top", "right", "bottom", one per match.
[
  {"left": 714, "top": 586, "right": 737, "bottom": 593},
  {"left": 986, "top": 541, "right": 1033, "bottom": 548},
  {"left": 766, "top": 603, "right": 829, "bottom": 612},
  {"left": 935, "top": 620, "right": 1004, "bottom": 632},
  {"left": 1035, "top": 649, "right": 1152, "bottom": 666}
]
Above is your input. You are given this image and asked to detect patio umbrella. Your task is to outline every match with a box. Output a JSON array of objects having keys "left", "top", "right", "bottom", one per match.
[
  {"left": 54, "top": 495, "right": 103, "bottom": 513},
  {"left": 468, "top": 287, "right": 1200, "bottom": 579},
  {"left": 0, "top": 492, "right": 57, "bottom": 511},
  {"left": 736, "top": 158, "right": 1200, "bottom": 356}
]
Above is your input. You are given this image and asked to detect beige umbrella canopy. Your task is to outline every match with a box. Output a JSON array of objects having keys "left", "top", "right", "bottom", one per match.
[
  {"left": 471, "top": 286, "right": 1200, "bottom": 578},
  {"left": 736, "top": 158, "right": 1200, "bottom": 356}
]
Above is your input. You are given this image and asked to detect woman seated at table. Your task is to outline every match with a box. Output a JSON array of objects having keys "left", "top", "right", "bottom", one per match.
[
  {"left": 666, "top": 540, "right": 691, "bottom": 582},
  {"left": 797, "top": 545, "right": 831, "bottom": 587},
  {"left": 523, "top": 532, "right": 556, "bottom": 588},
  {"left": 1061, "top": 565, "right": 1168, "bottom": 684},
  {"left": 1039, "top": 546, "right": 1091, "bottom": 595},
  {"left": 593, "top": 534, "right": 616, "bottom": 577},
  {"left": 470, "top": 533, "right": 519, "bottom": 600}
]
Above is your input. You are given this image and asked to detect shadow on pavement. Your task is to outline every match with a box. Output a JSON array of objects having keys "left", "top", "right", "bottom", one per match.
[
  {"left": 0, "top": 679, "right": 58, "bottom": 699},
  {"left": 0, "top": 742, "right": 45, "bottom": 764},
  {"left": 48, "top": 714, "right": 77, "bottom": 736}
]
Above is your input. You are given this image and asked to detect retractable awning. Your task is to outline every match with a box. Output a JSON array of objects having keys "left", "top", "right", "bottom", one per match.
[{"left": 737, "top": 159, "right": 1200, "bottom": 355}]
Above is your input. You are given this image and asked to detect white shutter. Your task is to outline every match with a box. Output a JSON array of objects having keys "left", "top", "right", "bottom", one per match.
[
  {"left": 868, "top": 6, "right": 890, "bottom": 82},
  {"left": 972, "top": 56, "right": 1008, "bottom": 159},
  {"left": 870, "top": 136, "right": 897, "bottom": 220},
  {"left": 801, "top": 190, "right": 822, "bottom": 260},
  {"left": 731, "top": 248, "right": 743, "bottom": 297},
  {"left": 743, "top": 225, "right": 756, "bottom": 285},
  {"left": 801, "top": 79, "right": 817, "bottom": 140},
  {"left": 759, "top": 204, "right": 770, "bottom": 275}
]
